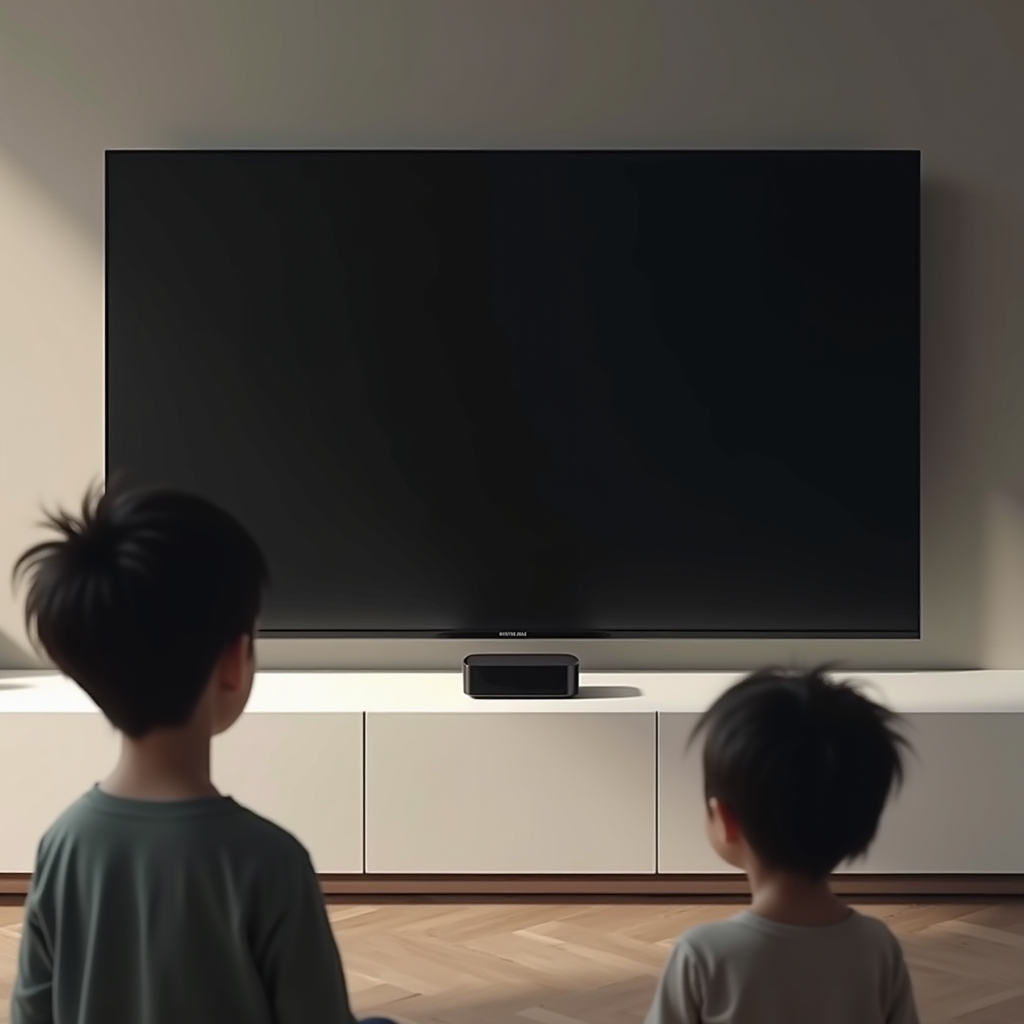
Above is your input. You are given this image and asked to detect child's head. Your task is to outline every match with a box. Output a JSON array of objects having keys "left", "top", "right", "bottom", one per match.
[
  {"left": 13, "top": 483, "right": 269, "bottom": 739},
  {"left": 691, "top": 666, "right": 909, "bottom": 880}
]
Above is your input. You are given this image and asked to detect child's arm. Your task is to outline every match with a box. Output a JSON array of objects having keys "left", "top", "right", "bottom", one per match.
[
  {"left": 643, "top": 939, "right": 702, "bottom": 1024},
  {"left": 255, "top": 850, "right": 357, "bottom": 1024},
  {"left": 10, "top": 894, "right": 54, "bottom": 1024}
]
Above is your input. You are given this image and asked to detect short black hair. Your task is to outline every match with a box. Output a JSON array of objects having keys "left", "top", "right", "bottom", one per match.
[
  {"left": 12, "top": 482, "right": 269, "bottom": 738},
  {"left": 690, "top": 666, "right": 910, "bottom": 879}
]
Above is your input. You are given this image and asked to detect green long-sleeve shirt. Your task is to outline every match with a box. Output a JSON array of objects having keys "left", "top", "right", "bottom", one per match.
[{"left": 12, "top": 787, "right": 358, "bottom": 1024}]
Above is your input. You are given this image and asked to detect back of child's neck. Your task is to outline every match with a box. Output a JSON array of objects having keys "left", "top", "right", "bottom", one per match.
[
  {"left": 100, "top": 726, "right": 219, "bottom": 802},
  {"left": 747, "top": 869, "right": 851, "bottom": 927}
]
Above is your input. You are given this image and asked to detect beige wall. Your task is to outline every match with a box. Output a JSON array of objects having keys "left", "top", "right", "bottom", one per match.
[{"left": 2, "top": 0, "right": 1024, "bottom": 672}]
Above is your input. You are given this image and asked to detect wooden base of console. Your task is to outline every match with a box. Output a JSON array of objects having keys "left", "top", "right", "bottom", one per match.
[
  {"left": 318, "top": 874, "right": 1024, "bottom": 898},
  {"left": 1, "top": 873, "right": 1021, "bottom": 899}
]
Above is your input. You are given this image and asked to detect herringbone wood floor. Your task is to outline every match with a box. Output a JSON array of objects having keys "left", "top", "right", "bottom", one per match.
[{"left": 1, "top": 898, "right": 1022, "bottom": 1023}]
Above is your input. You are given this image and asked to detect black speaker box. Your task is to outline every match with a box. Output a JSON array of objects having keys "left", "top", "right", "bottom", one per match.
[{"left": 463, "top": 654, "right": 580, "bottom": 699}]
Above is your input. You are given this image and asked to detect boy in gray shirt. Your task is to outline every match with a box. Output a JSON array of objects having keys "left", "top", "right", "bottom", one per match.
[
  {"left": 645, "top": 667, "right": 920, "bottom": 1024},
  {"left": 11, "top": 484, "right": 363, "bottom": 1024}
]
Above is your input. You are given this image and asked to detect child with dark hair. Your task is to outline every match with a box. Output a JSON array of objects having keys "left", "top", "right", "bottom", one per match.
[
  {"left": 644, "top": 666, "right": 920, "bottom": 1024},
  {"left": 11, "top": 483, "right": 358, "bottom": 1024}
]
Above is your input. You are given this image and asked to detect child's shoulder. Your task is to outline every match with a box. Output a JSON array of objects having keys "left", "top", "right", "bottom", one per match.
[
  {"left": 36, "top": 787, "right": 312, "bottom": 869},
  {"left": 682, "top": 909, "right": 901, "bottom": 961}
]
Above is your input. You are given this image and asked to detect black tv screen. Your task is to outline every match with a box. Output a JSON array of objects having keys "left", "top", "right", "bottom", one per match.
[{"left": 106, "top": 149, "right": 920, "bottom": 639}]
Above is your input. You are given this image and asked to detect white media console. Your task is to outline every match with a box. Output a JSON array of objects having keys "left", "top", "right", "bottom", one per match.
[{"left": 1, "top": 670, "right": 1023, "bottom": 885}]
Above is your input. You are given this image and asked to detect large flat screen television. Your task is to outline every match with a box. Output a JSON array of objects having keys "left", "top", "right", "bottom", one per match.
[{"left": 106, "top": 149, "right": 920, "bottom": 639}]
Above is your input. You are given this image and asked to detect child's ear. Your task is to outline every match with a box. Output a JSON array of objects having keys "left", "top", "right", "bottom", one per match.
[
  {"left": 709, "top": 798, "right": 742, "bottom": 842},
  {"left": 218, "top": 635, "right": 252, "bottom": 692}
]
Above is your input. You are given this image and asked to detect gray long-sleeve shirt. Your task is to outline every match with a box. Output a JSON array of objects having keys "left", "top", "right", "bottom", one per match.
[
  {"left": 644, "top": 909, "right": 919, "bottom": 1024},
  {"left": 12, "top": 787, "right": 357, "bottom": 1024}
]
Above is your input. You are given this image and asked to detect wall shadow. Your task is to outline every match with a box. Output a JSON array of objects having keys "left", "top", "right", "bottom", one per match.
[
  {"left": 915, "top": 179, "right": 987, "bottom": 668},
  {"left": 0, "top": 630, "right": 38, "bottom": 671},
  {"left": 576, "top": 685, "right": 643, "bottom": 699}
]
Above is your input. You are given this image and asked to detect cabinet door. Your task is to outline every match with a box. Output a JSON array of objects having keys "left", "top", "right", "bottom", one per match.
[
  {"left": 660, "top": 711, "right": 1024, "bottom": 874},
  {"left": 365, "top": 712, "right": 657, "bottom": 874},
  {"left": 658, "top": 712, "right": 740, "bottom": 873},
  {"left": 839, "top": 713, "right": 1024, "bottom": 873},
  {"left": 214, "top": 713, "right": 363, "bottom": 873},
  {"left": 0, "top": 713, "right": 117, "bottom": 872}
]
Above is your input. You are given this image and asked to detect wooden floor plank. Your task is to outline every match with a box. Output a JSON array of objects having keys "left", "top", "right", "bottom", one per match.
[{"left": 1, "top": 898, "right": 1023, "bottom": 1022}]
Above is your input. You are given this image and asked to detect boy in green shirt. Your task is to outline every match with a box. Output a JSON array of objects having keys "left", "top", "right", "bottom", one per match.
[{"left": 11, "top": 484, "right": 364, "bottom": 1024}]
